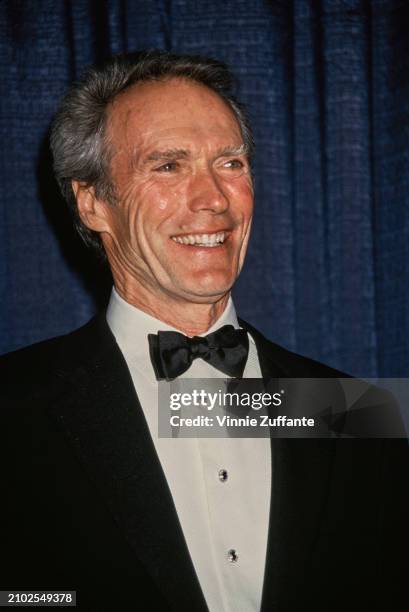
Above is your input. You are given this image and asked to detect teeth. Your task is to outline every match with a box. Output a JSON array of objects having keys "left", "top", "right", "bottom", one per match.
[{"left": 171, "top": 232, "right": 226, "bottom": 247}]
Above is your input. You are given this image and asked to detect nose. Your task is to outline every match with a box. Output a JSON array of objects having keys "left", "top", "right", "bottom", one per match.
[{"left": 187, "top": 168, "right": 229, "bottom": 214}]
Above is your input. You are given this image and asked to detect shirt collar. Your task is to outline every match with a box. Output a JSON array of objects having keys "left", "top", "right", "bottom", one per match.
[{"left": 106, "top": 287, "right": 240, "bottom": 382}]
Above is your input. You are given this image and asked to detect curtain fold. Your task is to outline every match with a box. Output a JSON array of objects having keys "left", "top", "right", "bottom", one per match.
[{"left": 1, "top": 0, "right": 408, "bottom": 377}]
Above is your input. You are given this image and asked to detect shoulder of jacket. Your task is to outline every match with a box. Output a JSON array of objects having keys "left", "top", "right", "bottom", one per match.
[
  {"left": 239, "top": 317, "right": 351, "bottom": 378},
  {"left": 0, "top": 314, "right": 107, "bottom": 396}
]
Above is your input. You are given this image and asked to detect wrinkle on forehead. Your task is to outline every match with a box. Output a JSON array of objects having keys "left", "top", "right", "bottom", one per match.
[{"left": 107, "top": 77, "right": 239, "bottom": 135}]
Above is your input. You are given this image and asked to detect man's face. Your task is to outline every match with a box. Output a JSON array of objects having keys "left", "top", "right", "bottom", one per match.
[{"left": 99, "top": 77, "right": 254, "bottom": 305}]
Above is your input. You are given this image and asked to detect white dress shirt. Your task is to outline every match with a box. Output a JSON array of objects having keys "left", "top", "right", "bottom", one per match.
[{"left": 106, "top": 288, "right": 272, "bottom": 612}]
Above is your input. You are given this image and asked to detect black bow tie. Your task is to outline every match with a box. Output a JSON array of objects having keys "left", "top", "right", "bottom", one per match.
[{"left": 148, "top": 325, "right": 249, "bottom": 381}]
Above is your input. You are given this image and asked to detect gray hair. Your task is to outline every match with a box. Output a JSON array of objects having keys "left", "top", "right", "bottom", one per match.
[{"left": 50, "top": 49, "right": 254, "bottom": 254}]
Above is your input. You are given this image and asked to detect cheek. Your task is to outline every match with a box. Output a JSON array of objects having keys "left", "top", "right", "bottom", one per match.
[
  {"left": 138, "top": 184, "right": 186, "bottom": 232},
  {"left": 226, "top": 179, "right": 254, "bottom": 219},
  {"left": 118, "top": 180, "right": 174, "bottom": 233},
  {"left": 224, "top": 171, "right": 253, "bottom": 196},
  {"left": 241, "top": 184, "right": 254, "bottom": 219}
]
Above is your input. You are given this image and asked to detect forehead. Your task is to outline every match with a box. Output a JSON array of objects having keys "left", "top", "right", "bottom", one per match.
[{"left": 106, "top": 77, "right": 243, "bottom": 152}]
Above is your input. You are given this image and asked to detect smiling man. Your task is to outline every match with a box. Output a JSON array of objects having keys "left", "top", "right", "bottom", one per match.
[
  {"left": 0, "top": 51, "right": 408, "bottom": 612},
  {"left": 72, "top": 75, "right": 254, "bottom": 334}
]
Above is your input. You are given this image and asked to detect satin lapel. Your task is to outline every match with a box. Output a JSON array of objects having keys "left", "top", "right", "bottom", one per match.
[
  {"left": 47, "top": 314, "right": 208, "bottom": 612},
  {"left": 239, "top": 319, "right": 335, "bottom": 610}
]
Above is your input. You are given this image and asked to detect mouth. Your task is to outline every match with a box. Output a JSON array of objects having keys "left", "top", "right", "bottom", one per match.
[{"left": 170, "top": 231, "right": 228, "bottom": 248}]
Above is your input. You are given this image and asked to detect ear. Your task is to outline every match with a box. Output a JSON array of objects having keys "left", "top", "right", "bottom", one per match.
[{"left": 72, "top": 180, "right": 113, "bottom": 234}]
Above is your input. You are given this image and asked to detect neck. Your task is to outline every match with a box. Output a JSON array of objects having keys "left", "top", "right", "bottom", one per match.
[{"left": 114, "top": 283, "right": 230, "bottom": 336}]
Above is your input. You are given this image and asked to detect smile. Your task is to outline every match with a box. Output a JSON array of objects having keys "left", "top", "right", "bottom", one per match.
[{"left": 171, "top": 232, "right": 226, "bottom": 247}]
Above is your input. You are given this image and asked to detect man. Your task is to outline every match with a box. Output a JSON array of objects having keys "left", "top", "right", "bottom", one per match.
[{"left": 0, "top": 50, "right": 407, "bottom": 611}]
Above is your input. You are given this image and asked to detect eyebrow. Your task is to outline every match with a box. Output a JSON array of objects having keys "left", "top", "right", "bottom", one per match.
[
  {"left": 142, "top": 149, "right": 190, "bottom": 164},
  {"left": 141, "top": 144, "right": 249, "bottom": 166},
  {"left": 215, "top": 144, "right": 248, "bottom": 157}
]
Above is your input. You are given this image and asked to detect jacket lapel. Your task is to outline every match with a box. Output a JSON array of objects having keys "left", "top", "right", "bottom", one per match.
[
  {"left": 47, "top": 314, "right": 208, "bottom": 612},
  {"left": 239, "top": 319, "right": 336, "bottom": 610}
]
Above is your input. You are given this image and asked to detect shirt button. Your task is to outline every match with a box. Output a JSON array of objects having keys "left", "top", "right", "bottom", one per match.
[
  {"left": 218, "top": 469, "right": 228, "bottom": 482},
  {"left": 227, "top": 549, "right": 238, "bottom": 563}
]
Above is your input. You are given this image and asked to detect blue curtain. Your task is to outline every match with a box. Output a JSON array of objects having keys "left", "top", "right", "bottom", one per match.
[{"left": 1, "top": 0, "right": 408, "bottom": 378}]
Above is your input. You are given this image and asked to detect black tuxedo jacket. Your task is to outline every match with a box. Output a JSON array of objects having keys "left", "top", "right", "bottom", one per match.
[{"left": 0, "top": 314, "right": 408, "bottom": 611}]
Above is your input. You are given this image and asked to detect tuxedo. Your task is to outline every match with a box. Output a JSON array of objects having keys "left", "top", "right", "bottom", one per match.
[{"left": 0, "top": 312, "right": 408, "bottom": 611}]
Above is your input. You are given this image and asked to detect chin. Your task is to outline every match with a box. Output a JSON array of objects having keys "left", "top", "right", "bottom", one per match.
[{"left": 177, "top": 273, "right": 236, "bottom": 301}]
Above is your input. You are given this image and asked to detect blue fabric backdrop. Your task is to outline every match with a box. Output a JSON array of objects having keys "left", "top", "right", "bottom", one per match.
[{"left": 1, "top": 0, "right": 408, "bottom": 377}]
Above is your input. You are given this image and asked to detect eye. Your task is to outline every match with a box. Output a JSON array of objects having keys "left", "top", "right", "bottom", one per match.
[
  {"left": 223, "top": 158, "right": 244, "bottom": 170},
  {"left": 154, "top": 162, "right": 179, "bottom": 173},
  {"left": 217, "top": 158, "right": 248, "bottom": 177}
]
